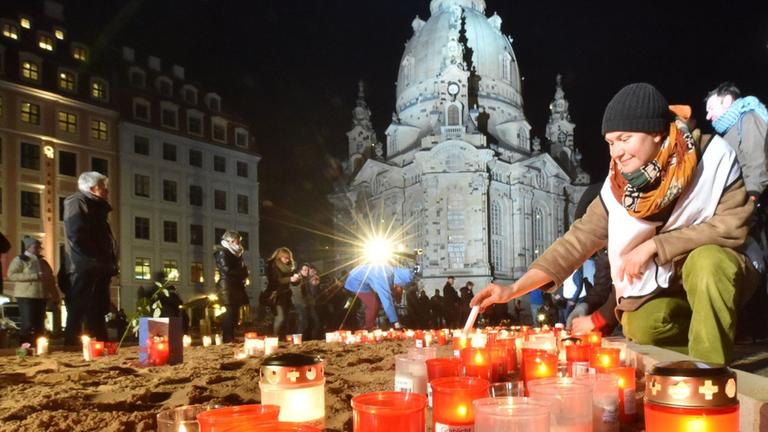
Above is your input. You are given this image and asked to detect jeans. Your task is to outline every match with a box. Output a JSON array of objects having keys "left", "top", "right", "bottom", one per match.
[
  {"left": 17, "top": 297, "right": 46, "bottom": 345},
  {"left": 357, "top": 291, "right": 380, "bottom": 330}
]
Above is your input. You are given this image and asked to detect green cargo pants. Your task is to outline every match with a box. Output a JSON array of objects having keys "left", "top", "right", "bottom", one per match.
[{"left": 621, "top": 245, "right": 756, "bottom": 364}]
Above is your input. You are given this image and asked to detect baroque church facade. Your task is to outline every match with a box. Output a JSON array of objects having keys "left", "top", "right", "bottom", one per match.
[{"left": 329, "top": 0, "right": 590, "bottom": 292}]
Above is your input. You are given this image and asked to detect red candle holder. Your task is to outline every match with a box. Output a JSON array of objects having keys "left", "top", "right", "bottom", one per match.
[
  {"left": 431, "top": 376, "right": 489, "bottom": 430},
  {"left": 609, "top": 366, "right": 638, "bottom": 424},
  {"left": 426, "top": 357, "right": 462, "bottom": 382},
  {"left": 522, "top": 351, "right": 557, "bottom": 395},
  {"left": 519, "top": 348, "right": 547, "bottom": 380},
  {"left": 488, "top": 345, "right": 509, "bottom": 382},
  {"left": 581, "top": 330, "right": 602, "bottom": 346},
  {"left": 103, "top": 342, "right": 119, "bottom": 356},
  {"left": 88, "top": 340, "right": 105, "bottom": 359},
  {"left": 437, "top": 331, "right": 447, "bottom": 346},
  {"left": 565, "top": 344, "right": 592, "bottom": 376},
  {"left": 147, "top": 335, "right": 170, "bottom": 366},
  {"left": 590, "top": 347, "right": 620, "bottom": 372},
  {"left": 644, "top": 361, "right": 739, "bottom": 432},
  {"left": 493, "top": 337, "right": 518, "bottom": 374},
  {"left": 460, "top": 347, "right": 492, "bottom": 381},
  {"left": 351, "top": 391, "right": 427, "bottom": 431},
  {"left": 452, "top": 335, "right": 468, "bottom": 357},
  {"left": 196, "top": 404, "right": 281, "bottom": 432}
]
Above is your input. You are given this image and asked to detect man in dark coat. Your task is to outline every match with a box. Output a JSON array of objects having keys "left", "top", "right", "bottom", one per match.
[
  {"left": 0, "top": 231, "right": 10, "bottom": 295},
  {"left": 62, "top": 172, "right": 118, "bottom": 345},
  {"left": 214, "top": 231, "right": 249, "bottom": 342},
  {"left": 442, "top": 276, "right": 460, "bottom": 327}
]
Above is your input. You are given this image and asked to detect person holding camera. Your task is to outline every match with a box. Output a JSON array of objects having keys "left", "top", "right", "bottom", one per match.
[{"left": 265, "top": 247, "right": 300, "bottom": 340}]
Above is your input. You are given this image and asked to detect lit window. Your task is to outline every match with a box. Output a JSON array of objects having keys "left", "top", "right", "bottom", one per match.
[
  {"left": 134, "top": 257, "right": 152, "bottom": 280},
  {"left": 163, "top": 260, "right": 179, "bottom": 281},
  {"left": 38, "top": 34, "right": 53, "bottom": 51},
  {"left": 191, "top": 262, "right": 204, "bottom": 283},
  {"left": 20, "top": 102, "right": 40, "bottom": 124},
  {"left": 90, "top": 120, "right": 108, "bottom": 140},
  {"left": 20, "top": 18, "right": 31, "bottom": 29},
  {"left": 21, "top": 61, "right": 39, "bottom": 81},
  {"left": 54, "top": 29, "right": 64, "bottom": 40},
  {"left": 57, "top": 111, "right": 77, "bottom": 133},
  {"left": 72, "top": 46, "right": 87, "bottom": 61},
  {"left": 2, "top": 23, "right": 18, "bottom": 40},
  {"left": 58, "top": 71, "right": 76, "bottom": 91},
  {"left": 91, "top": 80, "right": 107, "bottom": 100}
]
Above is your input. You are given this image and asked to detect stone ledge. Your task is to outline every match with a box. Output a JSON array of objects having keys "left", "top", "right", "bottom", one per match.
[{"left": 627, "top": 342, "right": 768, "bottom": 432}]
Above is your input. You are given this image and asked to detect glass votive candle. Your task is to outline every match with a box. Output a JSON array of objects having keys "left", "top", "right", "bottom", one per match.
[
  {"left": 528, "top": 380, "right": 593, "bottom": 432},
  {"left": 196, "top": 404, "right": 280, "bottom": 432},
  {"left": 183, "top": 334, "right": 193, "bottom": 347},
  {"left": 426, "top": 357, "right": 463, "bottom": 407},
  {"left": 608, "top": 367, "right": 637, "bottom": 424},
  {"left": 351, "top": 391, "right": 427, "bottom": 432},
  {"left": 488, "top": 381, "right": 525, "bottom": 398},
  {"left": 394, "top": 354, "right": 428, "bottom": 395},
  {"left": 407, "top": 346, "right": 437, "bottom": 361},
  {"left": 566, "top": 344, "right": 592, "bottom": 377},
  {"left": 202, "top": 335, "right": 212, "bottom": 347},
  {"left": 582, "top": 330, "right": 602, "bottom": 346},
  {"left": 452, "top": 335, "right": 468, "bottom": 357},
  {"left": 36, "top": 336, "right": 48, "bottom": 355},
  {"left": 461, "top": 347, "right": 492, "bottom": 381},
  {"left": 522, "top": 351, "right": 558, "bottom": 395},
  {"left": 473, "top": 396, "right": 550, "bottom": 432},
  {"left": 644, "top": 361, "right": 739, "bottom": 432},
  {"left": 148, "top": 335, "right": 170, "bottom": 366},
  {"left": 89, "top": 340, "right": 105, "bottom": 359},
  {"left": 259, "top": 353, "right": 325, "bottom": 428},
  {"left": 574, "top": 374, "right": 619, "bottom": 432},
  {"left": 590, "top": 347, "right": 621, "bottom": 372},
  {"left": 493, "top": 337, "right": 518, "bottom": 375},
  {"left": 157, "top": 404, "right": 220, "bottom": 432},
  {"left": 214, "top": 334, "right": 223, "bottom": 345},
  {"left": 220, "top": 422, "right": 321, "bottom": 431},
  {"left": 264, "top": 337, "right": 279, "bottom": 355},
  {"left": 431, "top": 376, "right": 490, "bottom": 431}
]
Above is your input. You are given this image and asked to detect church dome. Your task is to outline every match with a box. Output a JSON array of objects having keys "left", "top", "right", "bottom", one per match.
[{"left": 396, "top": 0, "right": 521, "bottom": 105}]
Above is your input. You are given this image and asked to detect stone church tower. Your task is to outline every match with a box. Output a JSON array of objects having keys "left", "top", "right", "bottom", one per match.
[{"left": 329, "top": 0, "right": 589, "bottom": 291}]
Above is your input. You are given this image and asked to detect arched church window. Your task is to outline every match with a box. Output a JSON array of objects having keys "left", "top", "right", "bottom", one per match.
[
  {"left": 491, "top": 202, "right": 502, "bottom": 236},
  {"left": 533, "top": 207, "right": 545, "bottom": 259},
  {"left": 447, "top": 104, "right": 460, "bottom": 126},
  {"left": 500, "top": 52, "right": 512, "bottom": 82},
  {"left": 401, "top": 56, "right": 415, "bottom": 86},
  {"left": 491, "top": 201, "right": 503, "bottom": 273}
]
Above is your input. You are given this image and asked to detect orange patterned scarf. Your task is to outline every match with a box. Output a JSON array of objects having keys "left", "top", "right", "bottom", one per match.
[{"left": 609, "top": 113, "right": 698, "bottom": 219}]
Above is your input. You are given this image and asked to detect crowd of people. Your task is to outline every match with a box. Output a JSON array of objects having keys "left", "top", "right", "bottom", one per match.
[{"left": 1, "top": 81, "right": 767, "bottom": 366}]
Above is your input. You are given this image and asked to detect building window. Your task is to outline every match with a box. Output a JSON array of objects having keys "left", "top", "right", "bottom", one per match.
[
  {"left": 134, "top": 174, "right": 150, "bottom": 197},
  {"left": 212, "top": 120, "right": 226, "bottom": 142},
  {"left": 21, "top": 61, "right": 39, "bottom": 81},
  {"left": 214, "top": 190, "right": 227, "bottom": 210},
  {"left": 163, "top": 260, "right": 179, "bottom": 281},
  {"left": 20, "top": 191, "right": 40, "bottom": 218},
  {"left": 213, "top": 155, "right": 226, "bottom": 172},
  {"left": 163, "top": 221, "right": 178, "bottom": 243},
  {"left": 189, "top": 185, "right": 203, "bottom": 206},
  {"left": 236, "top": 161, "right": 248, "bottom": 178},
  {"left": 237, "top": 194, "right": 249, "bottom": 214},
  {"left": 490, "top": 202, "right": 503, "bottom": 272},
  {"left": 134, "top": 257, "right": 151, "bottom": 280},
  {"left": 57, "top": 111, "right": 77, "bottom": 133},
  {"left": 240, "top": 231, "right": 249, "bottom": 250},
  {"left": 214, "top": 227, "right": 226, "bottom": 243},
  {"left": 57, "top": 71, "right": 76, "bottom": 91},
  {"left": 91, "top": 120, "right": 108, "bottom": 141},
  {"left": 72, "top": 45, "right": 87, "bottom": 61},
  {"left": 129, "top": 68, "right": 145, "bottom": 87},
  {"left": 207, "top": 95, "right": 220, "bottom": 111},
  {"left": 447, "top": 210, "right": 465, "bottom": 231},
  {"left": 2, "top": 23, "right": 19, "bottom": 40},
  {"left": 19, "top": 17, "right": 31, "bottom": 29},
  {"left": 235, "top": 129, "right": 248, "bottom": 147},
  {"left": 533, "top": 207, "right": 545, "bottom": 258},
  {"left": 134, "top": 216, "right": 150, "bottom": 240},
  {"left": 58, "top": 196, "right": 65, "bottom": 221},
  {"left": 37, "top": 34, "right": 54, "bottom": 51},
  {"left": 187, "top": 113, "right": 203, "bottom": 135},
  {"left": 189, "top": 149, "right": 202, "bottom": 167},
  {"left": 161, "top": 142, "right": 176, "bottom": 161},
  {"left": 183, "top": 87, "right": 197, "bottom": 105},
  {"left": 190, "top": 224, "right": 203, "bottom": 246},
  {"left": 157, "top": 78, "right": 172, "bottom": 97},
  {"left": 162, "top": 179, "right": 177, "bottom": 202},
  {"left": 59, "top": 150, "right": 77, "bottom": 176},
  {"left": 54, "top": 28, "right": 64, "bottom": 40},
  {"left": 20, "top": 142, "right": 40, "bottom": 170},
  {"left": 91, "top": 79, "right": 108, "bottom": 101},
  {"left": 161, "top": 107, "right": 178, "bottom": 129},
  {"left": 134, "top": 135, "right": 149, "bottom": 155},
  {"left": 447, "top": 105, "right": 460, "bottom": 126},
  {"left": 92, "top": 157, "right": 108, "bottom": 176},
  {"left": 401, "top": 56, "right": 415, "bottom": 86},
  {"left": 20, "top": 102, "right": 40, "bottom": 124},
  {"left": 133, "top": 99, "right": 150, "bottom": 121},
  {"left": 447, "top": 240, "right": 465, "bottom": 269},
  {"left": 190, "top": 262, "right": 204, "bottom": 283},
  {"left": 491, "top": 238, "right": 503, "bottom": 272}
]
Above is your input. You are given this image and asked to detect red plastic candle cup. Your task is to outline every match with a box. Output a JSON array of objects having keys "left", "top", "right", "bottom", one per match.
[
  {"left": 565, "top": 344, "right": 592, "bottom": 376},
  {"left": 426, "top": 357, "right": 462, "bottom": 381},
  {"left": 103, "top": 342, "right": 118, "bottom": 355},
  {"left": 522, "top": 351, "right": 557, "bottom": 396},
  {"left": 148, "top": 336, "right": 170, "bottom": 366},
  {"left": 461, "top": 347, "right": 492, "bottom": 381},
  {"left": 221, "top": 421, "right": 321, "bottom": 432},
  {"left": 590, "top": 347, "right": 621, "bottom": 372},
  {"left": 488, "top": 345, "right": 509, "bottom": 382},
  {"left": 452, "top": 335, "right": 468, "bottom": 357},
  {"left": 437, "top": 331, "right": 447, "bottom": 346},
  {"left": 431, "top": 376, "right": 490, "bottom": 430},
  {"left": 351, "top": 391, "right": 427, "bottom": 432},
  {"left": 609, "top": 367, "right": 638, "bottom": 424},
  {"left": 494, "top": 338, "right": 518, "bottom": 373},
  {"left": 519, "top": 348, "right": 547, "bottom": 382},
  {"left": 582, "top": 330, "right": 602, "bottom": 346},
  {"left": 197, "top": 404, "right": 281, "bottom": 432},
  {"left": 89, "top": 340, "right": 104, "bottom": 358}
]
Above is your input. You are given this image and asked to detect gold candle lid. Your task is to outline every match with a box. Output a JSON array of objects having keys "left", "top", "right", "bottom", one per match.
[
  {"left": 260, "top": 353, "right": 324, "bottom": 386},
  {"left": 645, "top": 361, "right": 737, "bottom": 408}
]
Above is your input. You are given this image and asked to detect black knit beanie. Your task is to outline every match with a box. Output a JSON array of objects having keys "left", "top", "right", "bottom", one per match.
[{"left": 601, "top": 83, "right": 670, "bottom": 135}]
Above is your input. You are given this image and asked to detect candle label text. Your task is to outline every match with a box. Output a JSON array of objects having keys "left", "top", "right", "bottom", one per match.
[{"left": 435, "top": 423, "right": 473, "bottom": 432}]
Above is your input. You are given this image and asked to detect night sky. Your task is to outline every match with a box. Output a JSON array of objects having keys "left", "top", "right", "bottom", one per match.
[{"left": 61, "top": 0, "right": 768, "bottom": 259}]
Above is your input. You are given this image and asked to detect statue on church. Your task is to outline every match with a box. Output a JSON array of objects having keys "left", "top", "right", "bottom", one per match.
[{"left": 532, "top": 136, "right": 541, "bottom": 154}]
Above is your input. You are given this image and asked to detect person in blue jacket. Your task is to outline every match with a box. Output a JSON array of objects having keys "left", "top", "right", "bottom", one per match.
[{"left": 344, "top": 264, "right": 413, "bottom": 330}]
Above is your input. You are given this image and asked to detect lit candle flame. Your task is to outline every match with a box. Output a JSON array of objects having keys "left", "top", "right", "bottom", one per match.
[
  {"left": 456, "top": 404, "right": 468, "bottom": 418},
  {"left": 473, "top": 352, "right": 485, "bottom": 364},
  {"left": 686, "top": 418, "right": 706, "bottom": 432}
]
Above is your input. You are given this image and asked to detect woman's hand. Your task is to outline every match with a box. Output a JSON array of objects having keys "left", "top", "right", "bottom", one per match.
[
  {"left": 570, "top": 315, "right": 595, "bottom": 334},
  {"left": 618, "top": 239, "right": 657, "bottom": 283},
  {"left": 470, "top": 282, "right": 516, "bottom": 311}
]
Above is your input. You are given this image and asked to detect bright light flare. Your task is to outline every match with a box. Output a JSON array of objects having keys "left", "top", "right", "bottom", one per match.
[{"left": 362, "top": 235, "right": 395, "bottom": 265}]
